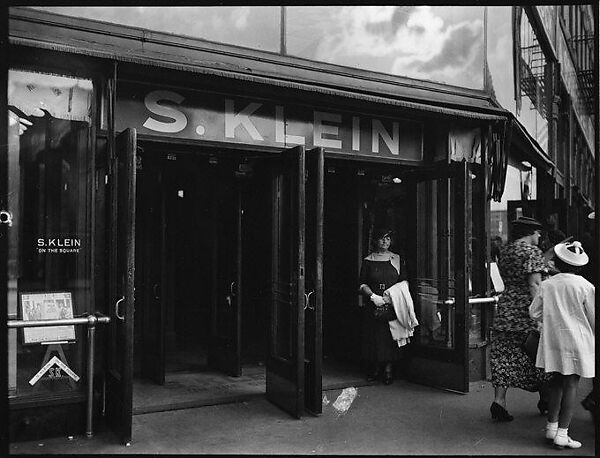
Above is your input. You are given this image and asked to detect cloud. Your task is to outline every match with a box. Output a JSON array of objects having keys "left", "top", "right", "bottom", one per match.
[
  {"left": 364, "top": 6, "right": 418, "bottom": 41},
  {"left": 313, "top": 5, "right": 484, "bottom": 88},
  {"left": 415, "top": 23, "right": 482, "bottom": 72}
]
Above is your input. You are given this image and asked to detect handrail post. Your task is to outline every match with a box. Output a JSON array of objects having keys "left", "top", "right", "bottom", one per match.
[{"left": 85, "top": 315, "right": 98, "bottom": 438}]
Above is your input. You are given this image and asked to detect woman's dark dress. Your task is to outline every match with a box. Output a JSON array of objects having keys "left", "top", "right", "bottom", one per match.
[{"left": 360, "top": 257, "right": 404, "bottom": 362}]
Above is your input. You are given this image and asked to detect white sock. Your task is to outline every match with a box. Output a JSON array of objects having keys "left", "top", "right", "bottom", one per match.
[
  {"left": 556, "top": 427, "right": 568, "bottom": 437},
  {"left": 546, "top": 421, "right": 558, "bottom": 430}
]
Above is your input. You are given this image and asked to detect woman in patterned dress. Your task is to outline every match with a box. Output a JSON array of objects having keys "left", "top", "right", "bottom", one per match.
[
  {"left": 490, "top": 217, "right": 549, "bottom": 421},
  {"left": 359, "top": 228, "right": 407, "bottom": 385}
]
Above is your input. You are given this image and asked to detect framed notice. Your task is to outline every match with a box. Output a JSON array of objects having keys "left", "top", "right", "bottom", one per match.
[{"left": 20, "top": 291, "right": 76, "bottom": 344}]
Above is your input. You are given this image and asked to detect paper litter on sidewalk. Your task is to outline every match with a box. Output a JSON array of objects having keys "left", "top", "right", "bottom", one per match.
[{"left": 332, "top": 387, "right": 357, "bottom": 414}]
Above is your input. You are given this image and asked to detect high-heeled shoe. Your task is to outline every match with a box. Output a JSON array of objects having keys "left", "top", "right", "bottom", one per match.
[
  {"left": 490, "top": 402, "right": 514, "bottom": 422},
  {"left": 537, "top": 399, "right": 548, "bottom": 415}
]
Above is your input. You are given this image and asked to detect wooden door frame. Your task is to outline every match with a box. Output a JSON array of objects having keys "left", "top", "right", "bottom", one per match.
[
  {"left": 304, "top": 147, "right": 323, "bottom": 415},
  {"left": 402, "top": 161, "right": 470, "bottom": 392},
  {"left": 266, "top": 145, "right": 306, "bottom": 418},
  {"left": 105, "top": 128, "right": 137, "bottom": 445}
]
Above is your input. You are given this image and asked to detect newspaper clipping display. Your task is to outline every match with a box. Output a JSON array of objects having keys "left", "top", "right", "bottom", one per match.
[{"left": 20, "top": 292, "right": 76, "bottom": 344}]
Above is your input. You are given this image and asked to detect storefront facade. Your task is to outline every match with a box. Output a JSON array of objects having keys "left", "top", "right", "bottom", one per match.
[
  {"left": 4, "top": 6, "right": 594, "bottom": 445},
  {"left": 487, "top": 5, "right": 596, "bottom": 241}
]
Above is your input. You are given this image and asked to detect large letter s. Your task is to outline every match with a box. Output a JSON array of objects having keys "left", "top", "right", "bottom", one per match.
[{"left": 143, "top": 90, "right": 187, "bottom": 133}]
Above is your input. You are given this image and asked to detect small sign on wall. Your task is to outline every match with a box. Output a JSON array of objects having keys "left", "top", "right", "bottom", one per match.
[{"left": 20, "top": 292, "right": 76, "bottom": 344}]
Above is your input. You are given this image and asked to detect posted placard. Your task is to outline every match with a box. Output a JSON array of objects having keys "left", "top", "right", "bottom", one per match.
[{"left": 20, "top": 292, "right": 76, "bottom": 344}]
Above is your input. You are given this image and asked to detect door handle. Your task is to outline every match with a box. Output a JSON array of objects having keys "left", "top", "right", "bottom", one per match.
[
  {"left": 307, "top": 291, "right": 314, "bottom": 310},
  {"left": 115, "top": 296, "right": 125, "bottom": 321},
  {"left": 304, "top": 291, "right": 315, "bottom": 310},
  {"left": 152, "top": 283, "right": 160, "bottom": 300},
  {"left": 230, "top": 281, "right": 236, "bottom": 297},
  {"left": 0, "top": 210, "right": 13, "bottom": 227},
  {"left": 441, "top": 296, "right": 499, "bottom": 306},
  {"left": 468, "top": 296, "right": 499, "bottom": 305}
]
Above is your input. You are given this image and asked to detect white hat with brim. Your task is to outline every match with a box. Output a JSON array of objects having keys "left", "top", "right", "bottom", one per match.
[
  {"left": 554, "top": 241, "right": 589, "bottom": 266},
  {"left": 588, "top": 211, "right": 595, "bottom": 220}
]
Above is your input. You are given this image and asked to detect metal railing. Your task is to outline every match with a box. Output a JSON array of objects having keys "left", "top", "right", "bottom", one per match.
[
  {"left": 430, "top": 296, "right": 499, "bottom": 348},
  {"left": 442, "top": 296, "right": 499, "bottom": 306},
  {"left": 8, "top": 313, "right": 111, "bottom": 438}
]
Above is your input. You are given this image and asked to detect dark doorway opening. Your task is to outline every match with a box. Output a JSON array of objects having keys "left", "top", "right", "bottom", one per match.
[
  {"left": 322, "top": 159, "right": 410, "bottom": 384},
  {"left": 132, "top": 144, "right": 271, "bottom": 413}
]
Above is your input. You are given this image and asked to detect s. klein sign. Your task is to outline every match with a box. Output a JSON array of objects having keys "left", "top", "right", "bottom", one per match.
[{"left": 116, "top": 83, "right": 423, "bottom": 160}]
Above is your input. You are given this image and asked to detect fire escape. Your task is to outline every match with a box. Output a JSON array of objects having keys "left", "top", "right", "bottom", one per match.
[
  {"left": 570, "top": 31, "right": 594, "bottom": 114},
  {"left": 519, "top": 21, "right": 547, "bottom": 119}
]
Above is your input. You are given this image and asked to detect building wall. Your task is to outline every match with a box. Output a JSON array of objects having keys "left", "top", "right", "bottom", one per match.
[
  {"left": 487, "top": 4, "right": 595, "bottom": 229},
  {"left": 487, "top": 6, "right": 549, "bottom": 153}
]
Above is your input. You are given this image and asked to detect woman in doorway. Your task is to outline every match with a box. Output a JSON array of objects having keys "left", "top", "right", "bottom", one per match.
[
  {"left": 529, "top": 240, "right": 594, "bottom": 449},
  {"left": 359, "top": 228, "right": 407, "bottom": 385},
  {"left": 489, "top": 217, "right": 550, "bottom": 421}
]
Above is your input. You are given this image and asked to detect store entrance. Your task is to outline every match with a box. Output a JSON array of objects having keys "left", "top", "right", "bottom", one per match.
[
  {"left": 132, "top": 145, "right": 271, "bottom": 412},
  {"left": 321, "top": 160, "right": 411, "bottom": 381},
  {"left": 321, "top": 159, "right": 471, "bottom": 393}
]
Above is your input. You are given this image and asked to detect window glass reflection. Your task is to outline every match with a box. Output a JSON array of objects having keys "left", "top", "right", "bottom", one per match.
[
  {"left": 415, "top": 178, "right": 455, "bottom": 349},
  {"left": 28, "top": 6, "right": 281, "bottom": 52},
  {"left": 7, "top": 69, "right": 94, "bottom": 399},
  {"left": 286, "top": 5, "right": 485, "bottom": 89}
]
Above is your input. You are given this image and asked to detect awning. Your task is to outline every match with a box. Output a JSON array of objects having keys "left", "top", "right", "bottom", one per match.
[
  {"left": 11, "top": 37, "right": 510, "bottom": 123},
  {"left": 509, "top": 115, "right": 554, "bottom": 170}
]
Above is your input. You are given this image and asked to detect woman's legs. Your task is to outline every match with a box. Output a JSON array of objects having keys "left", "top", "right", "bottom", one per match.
[
  {"left": 547, "top": 374, "right": 563, "bottom": 423},
  {"left": 537, "top": 380, "right": 550, "bottom": 414},
  {"left": 557, "top": 374, "right": 580, "bottom": 428},
  {"left": 493, "top": 386, "right": 508, "bottom": 408},
  {"left": 548, "top": 373, "right": 582, "bottom": 448},
  {"left": 383, "top": 361, "right": 393, "bottom": 384},
  {"left": 491, "top": 385, "right": 513, "bottom": 421}
]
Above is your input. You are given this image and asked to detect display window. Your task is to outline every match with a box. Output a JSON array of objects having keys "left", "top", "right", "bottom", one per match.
[{"left": 7, "top": 69, "right": 95, "bottom": 401}]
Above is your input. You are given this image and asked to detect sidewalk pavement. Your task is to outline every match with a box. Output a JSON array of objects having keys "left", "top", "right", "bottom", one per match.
[{"left": 9, "top": 378, "right": 596, "bottom": 455}]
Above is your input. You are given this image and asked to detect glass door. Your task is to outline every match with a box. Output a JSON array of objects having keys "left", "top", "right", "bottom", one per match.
[
  {"left": 266, "top": 146, "right": 306, "bottom": 418},
  {"left": 5, "top": 70, "right": 95, "bottom": 440},
  {"left": 404, "top": 161, "right": 470, "bottom": 393}
]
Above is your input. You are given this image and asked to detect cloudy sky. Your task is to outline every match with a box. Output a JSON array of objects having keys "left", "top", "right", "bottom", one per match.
[
  {"left": 31, "top": 6, "right": 282, "bottom": 52},
  {"left": 287, "top": 6, "right": 485, "bottom": 89},
  {"left": 32, "top": 6, "right": 490, "bottom": 89}
]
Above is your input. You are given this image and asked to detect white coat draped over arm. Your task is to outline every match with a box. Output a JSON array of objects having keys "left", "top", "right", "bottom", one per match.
[{"left": 383, "top": 281, "right": 419, "bottom": 347}]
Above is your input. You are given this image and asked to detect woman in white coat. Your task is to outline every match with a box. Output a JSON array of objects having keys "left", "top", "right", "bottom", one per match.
[{"left": 529, "top": 241, "right": 595, "bottom": 449}]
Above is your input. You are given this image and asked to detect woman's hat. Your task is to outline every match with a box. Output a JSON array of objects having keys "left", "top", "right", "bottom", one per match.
[
  {"left": 372, "top": 227, "right": 393, "bottom": 240},
  {"left": 510, "top": 216, "right": 543, "bottom": 229},
  {"left": 553, "top": 240, "right": 589, "bottom": 266}
]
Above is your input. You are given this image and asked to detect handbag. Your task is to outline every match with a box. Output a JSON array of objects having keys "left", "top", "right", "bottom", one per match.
[
  {"left": 521, "top": 329, "right": 540, "bottom": 362},
  {"left": 373, "top": 303, "right": 397, "bottom": 322}
]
